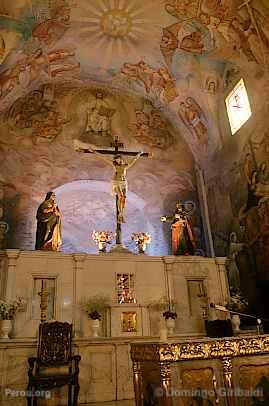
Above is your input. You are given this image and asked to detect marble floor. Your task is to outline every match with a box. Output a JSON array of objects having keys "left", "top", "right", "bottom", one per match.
[
  {"left": 56, "top": 401, "right": 135, "bottom": 406},
  {"left": 82, "top": 402, "right": 135, "bottom": 406}
]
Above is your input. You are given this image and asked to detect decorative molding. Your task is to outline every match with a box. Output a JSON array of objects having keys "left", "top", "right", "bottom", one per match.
[
  {"left": 131, "top": 335, "right": 269, "bottom": 362},
  {"left": 222, "top": 357, "right": 233, "bottom": 388},
  {"left": 0, "top": 250, "right": 227, "bottom": 263},
  {"left": 5, "top": 249, "right": 20, "bottom": 264}
]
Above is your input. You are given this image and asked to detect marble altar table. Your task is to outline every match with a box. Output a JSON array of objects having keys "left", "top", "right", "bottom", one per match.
[{"left": 130, "top": 335, "right": 269, "bottom": 406}]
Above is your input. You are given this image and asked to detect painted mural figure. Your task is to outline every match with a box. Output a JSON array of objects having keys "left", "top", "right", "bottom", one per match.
[
  {"left": 85, "top": 92, "right": 115, "bottom": 136},
  {"left": 32, "top": 2, "right": 71, "bottom": 44},
  {"left": 227, "top": 232, "right": 244, "bottom": 290},
  {"left": 243, "top": 154, "right": 269, "bottom": 212},
  {"left": 258, "top": 198, "right": 269, "bottom": 269},
  {"left": 7, "top": 87, "right": 67, "bottom": 142},
  {"left": 129, "top": 108, "right": 174, "bottom": 149},
  {"left": 26, "top": 47, "right": 80, "bottom": 79},
  {"left": 120, "top": 61, "right": 178, "bottom": 103},
  {"left": 162, "top": 0, "right": 269, "bottom": 67},
  {"left": 0, "top": 47, "right": 80, "bottom": 99},
  {"left": 178, "top": 97, "right": 208, "bottom": 146},
  {"left": 0, "top": 62, "right": 25, "bottom": 98},
  {"left": 161, "top": 17, "right": 215, "bottom": 66},
  {"left": 35, "top": 192, "right": 62, "bottom": 251},
  {"left": 161, "top": 202, "right": 195, "bottom": 255},
  {"left": 253, "top": 162, "right": 269, "bottom": 198}
]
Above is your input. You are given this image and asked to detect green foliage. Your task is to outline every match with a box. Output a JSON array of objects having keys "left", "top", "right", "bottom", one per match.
[
  {"left": 0, "top": 297, "right": 26, "bottom": 320},
  {"left": 84, "top": 294, "right": 111, "bottom": 318}
]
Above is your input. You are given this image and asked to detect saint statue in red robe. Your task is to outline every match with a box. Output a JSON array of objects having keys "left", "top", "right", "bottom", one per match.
[{"left": 161, "top": 202, "right": 196, "bottom": 255}]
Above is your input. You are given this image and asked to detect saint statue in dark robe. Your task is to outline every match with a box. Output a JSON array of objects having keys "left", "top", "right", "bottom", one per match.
[
  {"left": 161, "top": 202, "right": 195, "bottom": 255},
  {"left": 35, "top": 192, "right": 62, "bottom": 251}
]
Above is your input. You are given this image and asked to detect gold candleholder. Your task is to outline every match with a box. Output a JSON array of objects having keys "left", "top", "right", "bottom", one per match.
[{"left": 38, "top": 280, "right": 49, "bottom": 323}]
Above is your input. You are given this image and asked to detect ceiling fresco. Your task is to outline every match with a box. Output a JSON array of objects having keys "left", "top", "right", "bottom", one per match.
[
  {"left": 0, "top": 80, "right": 200, "bottom": 252},
  {"left": 1, "top": 0, "right": 269, "bottom": 254},
  {"left": 1, "top": 0, "right": 269, "bottom": 163}
]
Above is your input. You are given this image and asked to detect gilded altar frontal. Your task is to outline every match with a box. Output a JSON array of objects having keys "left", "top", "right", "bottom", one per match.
[{"left": 1, "top": 0, "right": 269, "bottom": 405}]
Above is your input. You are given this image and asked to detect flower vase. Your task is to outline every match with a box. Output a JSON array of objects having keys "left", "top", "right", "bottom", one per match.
[
  {"left": 0, "top": 320, "right": 12, "bottom": 339},
  {"left": 98, "top": 241, "right": 107, "bottom": 253},
  {"left": 166, "top": 317, "right": 176, "bottom": 335},
  {"left": 91, "top": 319, "right": 100, "bottom": 337},
  {"left": 231, "top": 314, "right": 240, "bottom": 334}
]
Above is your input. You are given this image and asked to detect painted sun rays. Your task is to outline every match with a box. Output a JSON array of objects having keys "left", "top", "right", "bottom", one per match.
[{"left": 73, "top": 0, "right": 157, "bottom": 71}]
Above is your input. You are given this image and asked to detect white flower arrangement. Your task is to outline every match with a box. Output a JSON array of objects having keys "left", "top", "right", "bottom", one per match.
[
  {"left": 131, "top": 232, "right": 151, "bottom": 244},
  {"left": 92, "top": 230, "right": 113, "bottom": 252},
  {"left": 0, "top": 297, "right": 26, "bottom": 320},
  {"left": 132, "top": 232, "right": 151, "bottom": 253}
]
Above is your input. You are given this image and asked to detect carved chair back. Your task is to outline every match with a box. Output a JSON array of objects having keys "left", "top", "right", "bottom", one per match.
[{"left": 37, "top": 321, "right": 72, "bottom": 366}]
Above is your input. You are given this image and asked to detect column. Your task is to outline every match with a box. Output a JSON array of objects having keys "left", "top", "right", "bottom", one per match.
[
  {"left": 4, "top": 250, "right": 20, "bottom": 300},
  {"left": 216, "top": 257, "right": 230, "bottom": 304},
  {"left": 72, "top": 253, "right": 86, "bottom": 337},
  {"left": 160, "top": 362, "right": 172, "bottom": 406},
  {"left": 162, "top": 257, "right": 174, "bottom": 309},
  {"left": 195, "top": 164, "right": 215, "bottom": 257},
  {"left": 222, "top": 357, "right": 235, "bottom": 406},
  {"left": 0, "top": 180, "right": 9, "bottom": 250},
  {"left": 133, "top": 361, "right": 143, "bottom": 406}
]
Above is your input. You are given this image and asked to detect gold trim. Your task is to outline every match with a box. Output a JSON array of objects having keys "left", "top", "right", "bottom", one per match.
[{"left": 131, "top": 335, "right": 269, "bottom": 362}]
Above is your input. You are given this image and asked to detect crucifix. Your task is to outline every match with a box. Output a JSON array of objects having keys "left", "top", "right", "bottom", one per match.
[{"left": 74, "top": 137, "right": 151, "bottom": 249}]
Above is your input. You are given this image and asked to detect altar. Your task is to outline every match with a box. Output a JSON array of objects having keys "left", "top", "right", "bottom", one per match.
[
  {"left": 0, "top": 250, "right": 228, "bottom": 339},
  {"left": 130, "top": 335, "right": 269, "bottom": 406},
  {"left": 0, "top": 249, "right": 230, "bottom": 405}
]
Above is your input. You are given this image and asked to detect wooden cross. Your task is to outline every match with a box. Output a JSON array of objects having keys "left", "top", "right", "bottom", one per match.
[
  {"left": 80, "top": 135, "right": 149, "bottom": 158},
  {"left": 78, "top": 136, "right": 151, "bottom": 249}
]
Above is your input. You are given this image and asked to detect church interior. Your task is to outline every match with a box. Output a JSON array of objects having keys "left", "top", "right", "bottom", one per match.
[{"left": 0, "top": 0, "right": 269, "bottom": 405}]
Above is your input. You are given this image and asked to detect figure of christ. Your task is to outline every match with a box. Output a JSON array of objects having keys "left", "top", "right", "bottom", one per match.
[{"left": 74, "top": 140, "right": 144, "bottom": 223}]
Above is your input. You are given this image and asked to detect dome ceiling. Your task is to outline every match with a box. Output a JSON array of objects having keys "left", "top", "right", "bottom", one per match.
[{"left": 0, "top": 0, "right": 269, "bottom": 162}]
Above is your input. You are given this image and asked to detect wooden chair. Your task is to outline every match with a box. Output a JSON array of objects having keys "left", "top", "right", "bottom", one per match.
[{"left": 26, "top": 321, "right": 81, "bottom": 406}]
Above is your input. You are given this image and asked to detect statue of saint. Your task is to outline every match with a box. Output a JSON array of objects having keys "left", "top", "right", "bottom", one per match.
[
  {"left": 74, "top": 140, "right": 143, "bottom": 223},
  {"left": 161, "top": 202, "right": 195, "bottom": 255},
  {"left": 35, "top": 191, "right": 62, "bottom": 251}
]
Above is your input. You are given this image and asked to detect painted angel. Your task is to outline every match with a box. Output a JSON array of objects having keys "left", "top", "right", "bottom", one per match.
[{"left": 178, "top": 97, "right": 208, "bottom": 145}]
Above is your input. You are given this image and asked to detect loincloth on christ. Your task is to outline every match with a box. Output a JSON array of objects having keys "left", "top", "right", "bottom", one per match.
[{"left": 112, "top": 180, "right": 127, "bottom": 196}]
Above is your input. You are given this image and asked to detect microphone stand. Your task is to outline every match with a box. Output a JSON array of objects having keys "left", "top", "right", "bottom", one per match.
[{"left": 210, "top": 304, "right": 267, "bottom": 335}]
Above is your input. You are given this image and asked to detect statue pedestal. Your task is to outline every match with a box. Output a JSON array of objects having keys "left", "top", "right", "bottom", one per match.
[{"left": 109, "top": 244, "right": 134, "bottom": 255}]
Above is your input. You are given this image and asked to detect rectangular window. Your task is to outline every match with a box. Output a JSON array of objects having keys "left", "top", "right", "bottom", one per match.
[
  {"left": 116, "top": 273, "right": 136, "bottom": 304},
  {"left": 32, "top": 278, "right": 56, "bottom": 320},
  {"left": 225, "top": 78, "right": 252, "bottom": 135}
]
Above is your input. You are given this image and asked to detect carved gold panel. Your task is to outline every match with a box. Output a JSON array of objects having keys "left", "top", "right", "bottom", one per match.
[
  {"left": 121, "top": 311, "right": 137, "bottom": 332},
  {"left": 131, "top": 335, "right": 269, "bottom": 362},
  {"left": 181, "top": 367, "right": 216, "bottom": 406},
  {"left": 239, "top": 364, "right": 269, "bottom": 405}
]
